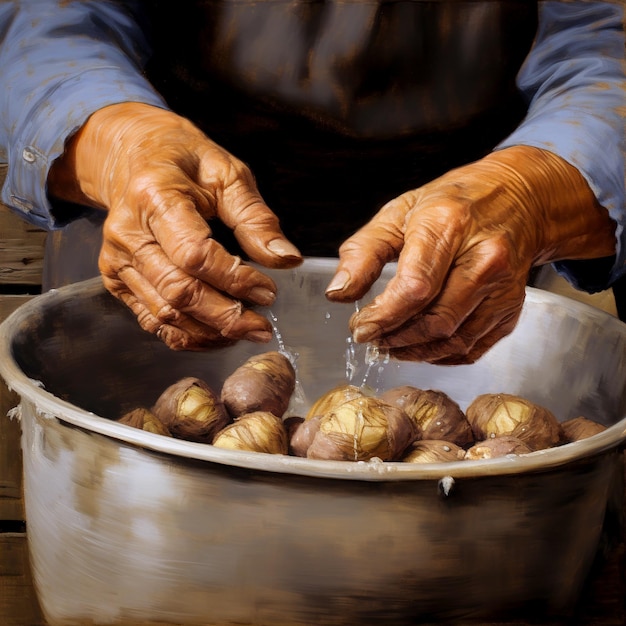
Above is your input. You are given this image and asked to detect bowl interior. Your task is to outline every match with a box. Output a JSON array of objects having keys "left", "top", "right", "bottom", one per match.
[{"left": 3, "top": 258, "right": 626, "bottom": 473}]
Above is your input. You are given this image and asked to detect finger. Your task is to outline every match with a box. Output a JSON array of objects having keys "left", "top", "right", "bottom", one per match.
[
  {"left": 105, "top": 261, "right": 183, "bottom": 327},
  {"left": 325, "top": 196, "right": 408, "bottom": 302},
  {"left": 100, "top": 235, "right": 273, "bottom": 342},
  {"left": 143, "top": 191, "right": 281, "bottom": 306},
  {"left": 103, "top": 270, "right": 270, "bottom": 351},
  {"left": 202, "top": 163, "right": 303, "bottom": 269},
  {"left": 348, "top": 202, "right": 465, "bottom": 343},
  {"left": 388, "top": 305, "right": 521, "bottom": 365},
  {"left": 373, "top": 236, "right": 521, "bottom": 349},
  {"left": 102, "top": 273, "right": 225, "bottom": 350}
]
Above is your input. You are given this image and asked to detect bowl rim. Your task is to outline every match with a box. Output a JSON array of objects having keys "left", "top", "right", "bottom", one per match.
[{"left": 2, "top": 265, "right": 626, "bottom": 482}]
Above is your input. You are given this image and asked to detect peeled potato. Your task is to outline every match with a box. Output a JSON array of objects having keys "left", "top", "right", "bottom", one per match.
[
  {"left": 307, "top": 396, "right": 417, "bottom": 462},
  {"left": 152, "top": 377, "right": 230, "bottom": 443},
  {"left": 118, "top": 407, "right": 171, "bottom": 436},
  {"left": 213, "top": 411, "right": 289, "bottom": 454},
  {"left": 306, "top": 384, "right": 369, "bottom": 419},
  {"left": 402, "top": 440, "right": 465, "bottom": 463},
  {"left": 465, "top": 393, "right": 563, "bottom": 451},
  {"left": 381, "top": 386, "right": 474, "bottom": 448}
]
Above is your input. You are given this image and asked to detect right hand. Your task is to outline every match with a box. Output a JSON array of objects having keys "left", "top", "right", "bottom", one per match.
[
  {"left": 48, "top": 103, "right": 302, "bottom": 350},
  {"left": 325, "top": 146, "right": 616, "bottom": 364}
]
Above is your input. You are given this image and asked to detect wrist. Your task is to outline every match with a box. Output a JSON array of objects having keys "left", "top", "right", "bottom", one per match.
[
  {"left": 48, "top": 102, "right": 175, "bottom": 210},
  {"left": 483, "top": 146, "right": 616, "bottom": 265},
  {"left": 48, "top": 104, "right": 125, "bottom": 210}
]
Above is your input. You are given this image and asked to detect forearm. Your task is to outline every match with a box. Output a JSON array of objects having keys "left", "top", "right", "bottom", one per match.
[
  {"left": 0, "top": 0, "right": 167, "bottom": 230},
  {"left": 498, "top": 1, "right": 625, "bottom": 290}
]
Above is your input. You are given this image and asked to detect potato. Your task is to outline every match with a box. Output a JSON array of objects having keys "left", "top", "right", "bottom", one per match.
[
  {"left": 289, "top": 414, "right": 322, "bottom": 457},
  {"left": 221, "top": 351, "right": 296, "bottom": 419},
  {"left": 402, "top": 440, "right": 465, "bottom": 463},
  {"left": 464, "top": 435, "right": 533, "bottom": 460},
  {"left": 381, "top": 386, "right": 474, "bottom": 448},
  {"left": 561, "top": 416, "right": 607, "bottom": 443},
  {"left": 465, "top": 393, "right": 563, "bottom": 451},
  {"left": 306, "top": 384, "right": 369, "bottom": 419},
  {"left": 152, "top": 377, "right": 230, "bottom": 443},
  {"left": 118, "top": 407, "right": 171, "bottom": 436},
  {"left": 306, "top": 396, "right": 417, "bottom": 462},
  {"left": 212, "top": 411, "right": 289, "bottom": 454},
  {"left": 283, "top": 415, "right": 305, "bottom": 439}
]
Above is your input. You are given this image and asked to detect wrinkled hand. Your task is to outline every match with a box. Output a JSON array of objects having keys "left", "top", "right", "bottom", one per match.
[
  {"left": 49, "top": 103, "right": 302, "bottom": 350},
  {"left": 326, "top": 146, "right": 616, "bottom": 364}
]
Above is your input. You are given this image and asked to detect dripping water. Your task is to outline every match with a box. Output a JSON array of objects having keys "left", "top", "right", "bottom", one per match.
[
  {"left": 268, "top": 310, "right": 308, "bottom": 416},
  {"left": 344, "top": 301, "right": 391, "bottom": 393}
]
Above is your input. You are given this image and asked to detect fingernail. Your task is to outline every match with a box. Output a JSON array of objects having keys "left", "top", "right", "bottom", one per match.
[
  {"left": 267, "top": 238, "right": 301, "bottom": 259},
  {"left": 248, "top": 286, "right": 276, "bottom": 306},
  {"left": 353, "top": 322, "right": 381, "bottom": 344},
  {"left": 325, "top": 269, "right": 351, "bottom": 295},
  {"left": 244, "top": 329, "right": 273, "bottom": 343}
]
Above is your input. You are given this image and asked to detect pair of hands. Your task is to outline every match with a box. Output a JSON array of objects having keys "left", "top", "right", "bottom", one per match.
[{"left": 48, "top": 103, "right": 616, "bottom": 364}]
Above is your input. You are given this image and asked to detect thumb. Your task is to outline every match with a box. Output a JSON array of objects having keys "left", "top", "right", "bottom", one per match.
[{"left": 325, "top": 196, "right": 408, "bottom": 302}]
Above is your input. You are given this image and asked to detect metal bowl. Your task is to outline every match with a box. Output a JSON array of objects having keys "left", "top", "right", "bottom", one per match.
[{"left": 1, "top": 258, "right": 626, "bottom": 625}]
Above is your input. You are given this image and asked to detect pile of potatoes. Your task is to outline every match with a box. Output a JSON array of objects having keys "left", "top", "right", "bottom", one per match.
[{"left": 117, "top": 351, "right": 607, "bottom": 462}]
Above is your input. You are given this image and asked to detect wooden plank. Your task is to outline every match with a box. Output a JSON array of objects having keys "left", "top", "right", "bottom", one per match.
[
  {"left": 0, "top": 166, "right": 46, "bottom": 286},
  {"left": 0, "top": 534, "right": 46, "bottom": 626},
  {"left": 0, "top": 295, "right": 31, "bottom": 518}
]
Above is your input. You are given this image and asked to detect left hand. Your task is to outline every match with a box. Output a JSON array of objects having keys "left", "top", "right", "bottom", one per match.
[
  {"left": 325, "top": 146, "right": 616, "bottom": 364},
  {"left": 48, "top": 103, "right": 303, "bottom": 351}
]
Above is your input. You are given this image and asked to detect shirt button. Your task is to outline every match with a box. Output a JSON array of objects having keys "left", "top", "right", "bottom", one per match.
[{"left": 22, "top": 148, "right": 36, "bottom": 163}]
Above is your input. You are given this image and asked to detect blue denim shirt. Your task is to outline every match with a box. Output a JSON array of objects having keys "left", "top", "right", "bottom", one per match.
[{"left": 0, "top": 1, "right": 623, "bottom": 291}]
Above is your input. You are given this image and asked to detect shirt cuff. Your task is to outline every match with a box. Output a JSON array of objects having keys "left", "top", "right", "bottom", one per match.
[{"left": 1, "top": 67, "right": 168, "bottom": 230}]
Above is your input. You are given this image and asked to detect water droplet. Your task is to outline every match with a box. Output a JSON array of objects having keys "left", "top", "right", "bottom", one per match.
[
  {"left": 439, "top": 476, "right": 455, "bottom": 496},
  {"left": 345, "top": 337, "right": 358, "bottom": 382},
  {"left": 267, "top": 310, "right": 310, "bottom": 414}
]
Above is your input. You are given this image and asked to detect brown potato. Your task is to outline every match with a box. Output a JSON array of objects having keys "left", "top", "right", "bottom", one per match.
[
  {"left": 118, "top": 407, "right": 171, "bottom": 437},
  {"left": 561, "top": 416, "right": 607, "bottom": 443},
  {"left": 283, "top": 416, "right": 305, "bottom": 439},
  {"left": 152, "top": 377, "right": 230, "bottom": 443},
  {"left": 381, "top": 386, "right": 474, "bottom": 448},
  {"left": 307, "top": 396, "right": 417, "bottom": 462},
  {"left": 402, "top": 440, "right": 465, "bottom": 463},
  {"left": 464, "top": 435, "right": 533, "bottom": 460},
  {"left": 289, "top": 414, "right": 322, "bottom": 457},
  {"left": 221, "top": 351, "right": 296, "bottom": 419},
  {"left": 212, "top": 411, "right": 289, "bottom": 454},
  {"left": 465, "top": 393, "right": 563, "bottom": 451}
]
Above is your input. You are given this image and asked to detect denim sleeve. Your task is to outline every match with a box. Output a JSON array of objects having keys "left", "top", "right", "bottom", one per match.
[
  {"left": 0, "top": 1, "right": 167, "bottom": 230},
  {"left": 498, "top": 1, "right": 626, "bottom": 292}
]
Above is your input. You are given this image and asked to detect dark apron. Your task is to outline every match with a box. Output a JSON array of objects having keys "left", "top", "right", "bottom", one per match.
[{"left": 44, "top": 1, "right": 538, "bottom": 288}]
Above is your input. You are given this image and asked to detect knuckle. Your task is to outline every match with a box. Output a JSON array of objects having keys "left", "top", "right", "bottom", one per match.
[
  {"left": 173, "top": 240, "right": 213, "bottom": 273},
  {"left": 474, "top": 234, "right": 515, "bottom": 278},
  {"left": 425, "top": 308, "right": 460, "bottom": 340},
  {"left": 125, "top": 175, "right": 161, "bottom": 208},
  {"left": 159, "top": 274, "right": 198, "bottom": 310},
  {"left": 216, "top": 302, "right": 245, "bottom": 336},
  {"left": 392, "top": 271, "right": 436, "bottom": 305},
  {"left": 445, "top": 333, "right": 475, "bottom": 357},
  {"left": 154, "top": 304, "right": 181, "bottom": 324},
  {"left": 226, "top": 157, "right": 253, "bottom": 185}
]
